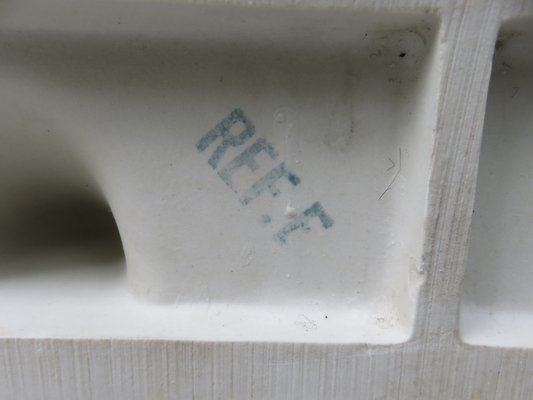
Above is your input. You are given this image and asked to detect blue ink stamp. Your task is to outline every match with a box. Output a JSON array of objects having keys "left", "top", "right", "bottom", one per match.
[
  {"left": 239, "top": 162, "right": 300, "bottom": 205},
  {"left": 197, "top": 109, "right": 334, "bottom": 245},
  {"left": 275, "top": 202, "right": 334, "bottom": 244},
  {"left": 196, "top": 108, "right": 255, "bottom": 169},
  {"left": 218, "top": 138, "right": 278, "bottom": 191}
]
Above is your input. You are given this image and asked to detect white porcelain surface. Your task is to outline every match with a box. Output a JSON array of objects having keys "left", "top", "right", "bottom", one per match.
[
  {"left": 461, "top": 17, "right": 533, "bottom": 348},
  {"left": 0, "top": 1, "right": 439, "bottom": 342}
]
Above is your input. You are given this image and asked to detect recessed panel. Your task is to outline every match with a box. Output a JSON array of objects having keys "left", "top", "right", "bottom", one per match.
[
  {"left": 461, "top": 18, "right": 533, "bottom": 347},
  {"left": 0, "top": 1, "right": 440, "bottom": 343}
]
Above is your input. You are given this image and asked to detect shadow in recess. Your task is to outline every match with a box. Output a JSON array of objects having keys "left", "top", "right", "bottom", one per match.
[{"left": 0, "top": 196, "right": 124, "bottom": 278}]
